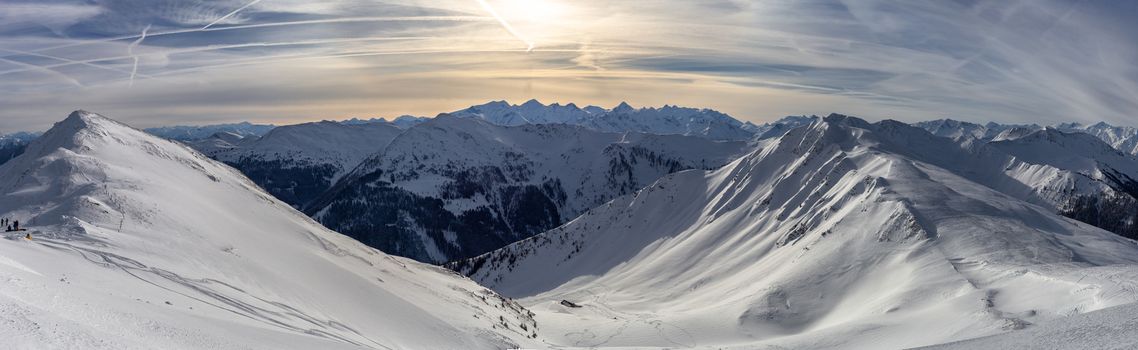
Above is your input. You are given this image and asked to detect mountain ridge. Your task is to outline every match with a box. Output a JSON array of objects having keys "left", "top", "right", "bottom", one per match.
[{"left": 453, "top": 114, "right": 1138, "bottom": 349}]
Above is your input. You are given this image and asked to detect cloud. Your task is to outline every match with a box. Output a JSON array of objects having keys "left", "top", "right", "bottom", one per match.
[{"left": 1, "top": 0, "right": 1137, "bottom": 132}]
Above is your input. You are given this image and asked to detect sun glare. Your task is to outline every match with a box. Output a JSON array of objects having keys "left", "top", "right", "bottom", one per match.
[{"left": 496, "top": 0, "right": 570, "bottom": 24}]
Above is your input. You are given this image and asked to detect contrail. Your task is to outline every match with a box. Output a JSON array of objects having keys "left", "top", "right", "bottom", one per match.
[
  {"left": 0, "top": 16, "right": 492, "bottom": 58},
  {"left": 0, "top": 36, "right": 437, "bottom": 76},
  {"left": 0, "top": 57, "right": 82, "bottom": 87},
  {"left": 203, "top": 0, "right": 264, "bottom": 30},
  {"left": 0, "top": 48, "right": 146, "bottom": 78},
  {"left": 474, "top": 0, "right": 534, "bottom": 51},
  {"left": 128, "top": 24, "right": 150, "bottom": 87}
]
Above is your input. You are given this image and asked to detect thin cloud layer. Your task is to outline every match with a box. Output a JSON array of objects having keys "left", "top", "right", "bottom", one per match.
[{"left": 1, "top": 0, "right": 1136, "bottom": 132}]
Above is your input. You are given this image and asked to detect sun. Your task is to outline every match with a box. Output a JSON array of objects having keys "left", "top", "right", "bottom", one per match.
[{"left": 476, "top": 0, "right": 578, "bottom": 50}]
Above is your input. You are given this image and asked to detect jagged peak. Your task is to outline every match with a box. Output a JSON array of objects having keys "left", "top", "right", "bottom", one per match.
[
  {"left": 520, "top": 98, "right": 544, "bottom": 108},
  {"left": 613, "top": 101, "right": 635, "bottom": 113}
]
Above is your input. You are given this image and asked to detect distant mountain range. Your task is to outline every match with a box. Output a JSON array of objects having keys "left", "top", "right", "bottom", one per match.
[{"left": 448, "top": 100, "right": 758, "bottom": 141}]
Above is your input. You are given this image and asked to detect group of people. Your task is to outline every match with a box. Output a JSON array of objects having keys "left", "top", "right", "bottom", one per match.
[{"left": 2, "top": 217, "right": 20, "bottom": 232}]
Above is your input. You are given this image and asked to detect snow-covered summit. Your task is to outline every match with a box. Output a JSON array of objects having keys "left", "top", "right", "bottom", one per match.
[{"left": 0, "top": 111, "right": 542, "bottom": 349}]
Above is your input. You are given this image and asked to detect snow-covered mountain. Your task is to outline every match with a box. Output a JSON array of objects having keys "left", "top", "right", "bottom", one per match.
[
  {"left": 454, "top": 114, "right": 1138, "bottom": 349},
  {"left": 911, "top": 120, "right": 1138, "bottom": 239},
  {"left": 987, "top": 128, "right": 1138, "bottom": 239},
  {"left": 306, "top": 116, "right": 749, "bottom": 264},
  {"left": 204, "top": 121, "right": 404, "bottom": 207},
  {"left": 144, "top": 122, "right": 275, "bottom": 141},
  {"left": 449, "top": 100, "right": 758, "bottom": 141},
  {"left": 0, "top": 111, "right": 543, "bottom": 349},
  {"left": 1057, "top": 121, "right": 1138, "bottom": 156}
]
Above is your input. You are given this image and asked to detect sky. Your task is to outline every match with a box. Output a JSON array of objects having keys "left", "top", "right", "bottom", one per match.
[{"left": 1, "top": 0, "right": 1137, "bottom": 132}]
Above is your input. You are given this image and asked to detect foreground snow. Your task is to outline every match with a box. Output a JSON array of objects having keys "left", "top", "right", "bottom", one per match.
[
  {"left": 0, "top": 111, "right": 541, "bottom": 349},
  {"left": 460, "top": 115, "right": 1138, "bottom": 349},
  {"left": 921, "top": 301, "right": 1138, "bottom": 350}
]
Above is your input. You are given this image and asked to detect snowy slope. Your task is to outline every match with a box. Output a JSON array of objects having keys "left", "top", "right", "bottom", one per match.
[
  {"left": 0, "top": 111, "right": 542, "bottom": 349},
  {"left": 307, "top": 116, "right": 749, "bottom": 263},
  {"left": 206, "top": 121, "right": 404, "bottom": 207},
  {"left": 457, "top": 115, "right": 1138, "bottom": 349},
  {"left": 449, "top": 100, "right": 756, "bottom": 141}
]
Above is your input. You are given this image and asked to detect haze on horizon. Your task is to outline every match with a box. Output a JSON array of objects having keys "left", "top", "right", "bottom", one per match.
[{"left": 2, "top": 0, "right": 1137, "bottom": 133}]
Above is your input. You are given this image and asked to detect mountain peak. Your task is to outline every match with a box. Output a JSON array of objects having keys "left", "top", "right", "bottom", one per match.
[
  {"left": 520, "top": 99, "right": 544, "bottom": 107},
  {"left": 60, "top": 110, "right": 110, "bottom": 130},
  {"left": 26, "top": 110, "right": 140, "bottom": 155},
  {"left": 613, "top": 101, "right": 635, "bottom": 113},
  {"left": 65, "top": 109, "right": 97, "bottom": 122}
]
